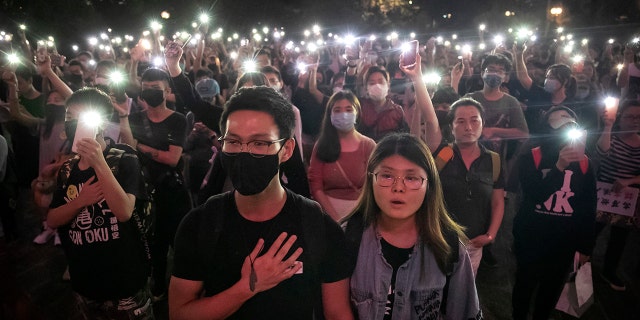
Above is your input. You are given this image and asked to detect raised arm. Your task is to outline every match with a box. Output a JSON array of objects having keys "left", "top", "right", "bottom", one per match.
[
  {"left": 400, "top": 53, "right": 441, "bottom": 151},
  {"left": 512, "top": 43, "right": 533, "bottom": 90}
]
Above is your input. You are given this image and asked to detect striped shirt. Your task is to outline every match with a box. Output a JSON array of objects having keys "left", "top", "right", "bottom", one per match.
[{"left": 597, "top": 135, "right": 640, "bottom": 184}]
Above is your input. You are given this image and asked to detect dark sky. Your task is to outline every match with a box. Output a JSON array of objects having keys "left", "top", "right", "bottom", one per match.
[{"left": 0, "top": 0, "right": 637, "bottom": 50}]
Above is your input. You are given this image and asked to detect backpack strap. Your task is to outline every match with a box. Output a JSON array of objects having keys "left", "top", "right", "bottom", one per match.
[
  {"left": 531, "top": 146, "right": 589, "bottom": 174},
  {"left": 440, "top": 227, "right": 460, "bottom": 316},
  {"left": 435, "top": 144, "right": 455, "bottom": 172},
  {"left": 579, "top": 156, "right": 589, "bottom": 175},
  {"left": 531, "top": 146, "right": 542, "bottom": 170},
  {"left": 488, "top": 150, "right": 501, "bottom": 183}
]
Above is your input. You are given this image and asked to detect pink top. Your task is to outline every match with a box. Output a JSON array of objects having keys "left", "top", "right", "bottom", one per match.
[{"left": 308, "top": 137, "right": 376, "bottom": 200}]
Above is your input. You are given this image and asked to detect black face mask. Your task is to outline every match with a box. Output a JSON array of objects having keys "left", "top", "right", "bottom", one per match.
[
  {"left": 64, "top": 119, "right": 78, "bottom": 142},
  {"left": 140, "top": 89, "right": 165, "bottom": 108},
  {"left": 220, "top": 152, "right": 281, "bottom": 196},
  {"left": 67, "top": 73, "right": 83, "bottom": 84},
  {"left": 45, "top": 104, "right": 66, "bottom": 122},
  {"left": 207, "top": 64, "right": 218, "bottom": 72}
]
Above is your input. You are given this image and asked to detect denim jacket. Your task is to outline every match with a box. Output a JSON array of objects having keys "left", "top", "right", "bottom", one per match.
[{"left": 350, "top": 226, "right": 482, "bottom": 320}]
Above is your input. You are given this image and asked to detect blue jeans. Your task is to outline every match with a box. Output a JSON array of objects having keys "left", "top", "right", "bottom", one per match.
[{"left": 74, "top": 284, "right": 154, "bottom": 320}]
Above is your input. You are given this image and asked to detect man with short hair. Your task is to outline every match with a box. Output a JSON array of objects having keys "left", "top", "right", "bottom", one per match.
[
  {"left": 169, "top": 86, "right": 353, "bottom": 320},
  {"left": 47, "top": 87, "right": 153, "bottom": 319},
  {"left": 119, "top": 66, "right": 191, "bottom": 300}
]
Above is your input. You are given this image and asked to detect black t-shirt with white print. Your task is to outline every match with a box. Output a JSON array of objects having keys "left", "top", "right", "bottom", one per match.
[{"left": 50, "top": 147, "right": 149, "bottom": 300}]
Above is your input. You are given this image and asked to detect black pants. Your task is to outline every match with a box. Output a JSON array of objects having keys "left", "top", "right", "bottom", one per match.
[
  {"left": 150, "top": 176, "right": 192, "bottom": 294},
  {"left": 512, "top": 254, "right": 572, "bottom": 320},
  {"left": 596, "top": 223, "right": 630, "bottom": 277}
]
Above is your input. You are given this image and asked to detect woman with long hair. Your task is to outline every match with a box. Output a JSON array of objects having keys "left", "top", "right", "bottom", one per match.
[
  {"left": 343, "top": 133, "right": 481, "bottom": 320},
  {"left": 308, "top": 90, "right": 376, "bottom": 221}
]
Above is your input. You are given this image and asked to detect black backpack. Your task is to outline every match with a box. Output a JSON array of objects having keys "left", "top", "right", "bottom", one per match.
[{"left": 58, "top": 143, "right": 154, "bottom": 261}]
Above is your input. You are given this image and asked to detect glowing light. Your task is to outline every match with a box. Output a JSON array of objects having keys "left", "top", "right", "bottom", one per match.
[
  {"left": 572, "top": 55, "right": 584, "bottom": 63},
  {"left": 7, "top": 53, "right": 19, "bottom": 64},
  {"left": 307, "top": 43, "right": 317, "bottom": 52},
  {"left": 608, "top": 38, "right": 614, "bottom": 44},
  {"left": 567, "top": 128, "right": 584, "bottom": 140},
  {"left": 89, "top": 59, "right": 96, "bottom": 66},
  {"left": 478, "top": 43, "right": 486, "bottom": 50},
  {"left": 142, "top": 30, "right": 150, "bottom": 37},
  {"left": 199, "top": 13, "right": 210, "bottom": 24},
  {"left": 253, "top": 34, "right": 262, "bottom": 42},
  {"left": 80, "top": 111, "right": 103, "bottom": 128},
  {"left": 634, "top": 37, "right": 640, "bottom": 43},
  {"left": 243, "top": 60, "right": 257, "bottom": 73},
  {"left": 296, "top": 62, "right": 307, "bottom": 73},
  {"left": 109, "top": 71, "right": 125, "bottom": 84},
  {"left": 461, "top": 44, "right": 471, "bottom": 54},
  {"left": 304, "top": 30, "right": 311, "bottom": 37},
  {"left": 263, "top": 27, "right": 269, "bottom": 34},
  {"left": 72, "top": 45, "right": 79, "bottom": 51},
  {"left": 436, "top": 36, "right": 443, "bottom": 43},
  {"left": 422, "top": 72, "right": 441, "bottom": 84},
  {"left": 444, "top": 40, "right": 451, "bottom": 47},
  {"left": 229, "top": 51, "right": 238, "bottom": 60},
  {"left": 89, "top": 37, "right": 98, "bottom": 46},
  {"left": 479, "top": 24, "right": 486, "bottom": 31},
  {"left": 617, "top": 64, "right": 624, "bottom": 71},
  {"left": 161, "top": 11, "right": 170, "bottom": 19},
  {"left": 344, "top": 34, "right": 356, "bottom": 45},
  {"left": 191, "top": 22, "right": 198, "bottom": 28},
  {"left": 369, "top": 35, "right": 376, "bottom": 41},
  {"left": 582, "top": 38, "right": 589, "bottom": 46},
  {"left": 451, "top": 34, "right": 457, "bottom": 40},
  {"left": 563, "top": 44, "right": 573, "bottom": 54},
  {"left": 557, "top": 27, "right": 564, "bottom": 34},
  {"left": 273, "top": 31, "right": 281, "bottom": 39},
  {"left": 410, "top": 32, "right": 416, "bottom": 39},
  {"left": 605, "top": 97, "right": 619, "bottom": 109},
  {"left": 390, "top": 32, "right": 399, "bottom": 39},
  {"left": 150, "top": 21, "right": 162, "bottom": 31},
  {"left": 550, "top": 7, "right": 563, "bottom": 16},
  {"left": 233, "top": 33, "right": 239, "bottom": 39},
  {"left": 566, "top": 34, "right": 573, "bottom": 40},
  {"left": 312, "top": 25, "right": 320, "bottom": 34},
  {"left": 19, "top": 24, "right": 26, "bottom": 30},
  {"left": 252, "top": 28, "right": 257, "bottom": 34},
  {"left": 140, "top": 39, "right": 152, "bottom": 50},
  {"left": 152, "top": 56, "right": 163, "bottom": 67}
]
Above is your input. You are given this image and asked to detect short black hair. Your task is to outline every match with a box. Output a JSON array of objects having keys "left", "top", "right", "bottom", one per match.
[
  {"left": 196, "top": 69, "right": 213, "bottom": 79},
  {"left": 235, "top": 72, "right": 267, "bottom": 90},
  {"left": 65, "top": 87, "right": 113, "bottom": 117},
  {"left": 220, "top": 86, "right": 295, "bottom": 139},
  {"left": 432, "top": 87, "right": 460, "bottom": 105},
  {"left": 481, "top": 54, "right": 512, "bottom": 73},
  {"left": 15, "top": 62, "right": 37, "bottom": 81},
  {"left": 260, "top": 65, "right": 282, "bottom": 81},
  {"left": 141, "top": 68, "right": 171, "bottom": 84},
  {"left": 447, "top": 98, "right": 486, "bottom": 125}
]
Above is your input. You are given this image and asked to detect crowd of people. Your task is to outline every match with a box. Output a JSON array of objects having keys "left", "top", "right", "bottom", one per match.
[{"left": 0, "top": 20, "right": 638, "bottom": 319}]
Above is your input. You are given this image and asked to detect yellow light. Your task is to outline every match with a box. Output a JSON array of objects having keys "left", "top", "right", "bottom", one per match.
[
  {"left": 550, "top": 7, "right": 563, "bottom": 15},
  {"left": 161, "top": 11, "right": 170, "bottom": 19}
]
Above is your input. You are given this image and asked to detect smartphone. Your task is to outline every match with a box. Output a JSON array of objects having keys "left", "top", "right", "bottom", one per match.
[
  {"left": 165, "top": 41, "right": 181, "bottom": 58},
  {"left": 401, "top": 40, "right": 418, "bottom": 68},
  {"left": 50, "top": 53, "right": 65, "bottom": 67},
  {"left": 36, "top": 43, "right": 47, "bottom": 63},
  {"left": 72, "top": 121, "right": 98, "bottom": 153}
]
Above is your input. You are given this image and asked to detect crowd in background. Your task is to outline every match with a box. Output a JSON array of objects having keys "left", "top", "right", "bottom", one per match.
[{"left": 0, "top": 19, "right": 639, "bottom": 319}]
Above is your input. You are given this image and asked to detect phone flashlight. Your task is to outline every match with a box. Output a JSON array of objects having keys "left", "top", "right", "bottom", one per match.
[
  {"left": 7, "top": 53, "right": 19, "bottom": 64},
  {"left": 243, "top": 60, "right": 257, "bottom": 73},
  {"left": 297, "top": 62, "right": 307, "bottom": 74},
  {"left": 72, "top": 111, "right": 103, "bottom": 153}
]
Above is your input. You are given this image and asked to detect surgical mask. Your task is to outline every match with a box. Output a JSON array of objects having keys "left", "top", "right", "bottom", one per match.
[
  {"left": 270, "top": 83, "right": 282, "bottom": 92},
  {"left": 367, "top": 83, "right": 388, "bottom": 101},
  {"left": 543, "top": 79, "right": 561, "bottom": 93},
  {"left": 482, "top": 73, "right": 503, "bottom": 88},
  {"left": 220, "top": 152, "right": 281, "bottom": 196},
  {"left": 140, "top": 89, "right": 165, "bottom": 108},
  {"left": 331, "top": 112, "right": 357, "bottom": 132}
]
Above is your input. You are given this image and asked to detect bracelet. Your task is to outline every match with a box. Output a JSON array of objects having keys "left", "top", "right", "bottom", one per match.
[{"left": 119, "top": 114, "right": 129, "bottom": 118}]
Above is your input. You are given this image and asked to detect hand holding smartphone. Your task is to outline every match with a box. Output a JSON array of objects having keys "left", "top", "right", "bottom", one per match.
[
  {"left": 72, "top": 121, "right": 99, "bottom": 153},
  {"left": 401, "top": 40, "right": 419, "bottom": 69}
]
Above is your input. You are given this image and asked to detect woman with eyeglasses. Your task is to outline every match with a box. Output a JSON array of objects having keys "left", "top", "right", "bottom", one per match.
[
  {"left": 343, "top": 133, "right": 481, "bottom": 320},
  {"left": 594, "top": 99, "right": 640, "bottom": 292},
  {"left": 307, "top": 90, "right": 376, "bottom": 221}
]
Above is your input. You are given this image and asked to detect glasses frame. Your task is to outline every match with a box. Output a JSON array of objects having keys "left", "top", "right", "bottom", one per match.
[
  {"left": 218, "top": 137, "right": 287, "bottom": 158},
  {"left": 371, "top": 172, "right": 427, "bottom": 190}
]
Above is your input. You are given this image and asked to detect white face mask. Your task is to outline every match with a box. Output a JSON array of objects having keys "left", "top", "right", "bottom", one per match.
[
  {"left": 367, "top": 83, "right": 388, "bottom": 101},
  {"left": 331, "top": 112, "right": 357, "bottom": 132},
  {"left": 270, "top": 84, "right": 282, "bottom": 92}
]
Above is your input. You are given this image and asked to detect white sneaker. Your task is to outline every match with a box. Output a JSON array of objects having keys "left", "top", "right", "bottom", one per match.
[
  {"left": 53, "top": 230, "right": 61, "bottom": 246},
  {"left": 33, "top": 222, "right": 55, "bottom": 244}
]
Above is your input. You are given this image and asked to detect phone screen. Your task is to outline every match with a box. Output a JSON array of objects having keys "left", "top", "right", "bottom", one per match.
[
  {"left": 401, "top": 40, "right": 418, "bottom": 68},
  {"left": 72, "top": 122, "right": 98, "bottom": 153}
]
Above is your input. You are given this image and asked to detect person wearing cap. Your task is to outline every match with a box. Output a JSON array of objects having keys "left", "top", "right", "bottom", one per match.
[{"left": 511, "top": 106, "right": 596, "bottom": 320}]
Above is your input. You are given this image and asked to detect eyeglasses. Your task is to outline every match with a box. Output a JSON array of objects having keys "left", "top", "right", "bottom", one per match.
[
  {"left": 218, "top": 137, "right": 287, "bottom": 158},
  {"left": 371, "top": 172, "right": 427, "bottom": 190},
  {"left": 484, "top": 68, "right": 506, "bottom": 76},
  {"left": 622, "top": 115, "right": 640, "bottom": 121}
]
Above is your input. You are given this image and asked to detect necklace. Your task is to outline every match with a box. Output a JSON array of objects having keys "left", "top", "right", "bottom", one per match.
[{"left": 240, "top": 214, "right": 280, "bottom": 292}]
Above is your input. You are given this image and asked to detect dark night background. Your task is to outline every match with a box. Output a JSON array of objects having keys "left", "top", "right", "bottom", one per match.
[{"left": 0, "top": 0, "right": 639, "bottom": 53}]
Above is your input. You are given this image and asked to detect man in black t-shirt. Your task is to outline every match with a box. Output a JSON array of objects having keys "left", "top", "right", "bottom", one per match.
[
  {"left": 169, "top": 86, "right": 353, "bottom": 319},
  {"left": 48, "top": 88, "right": 153, "bottom": 319}
]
